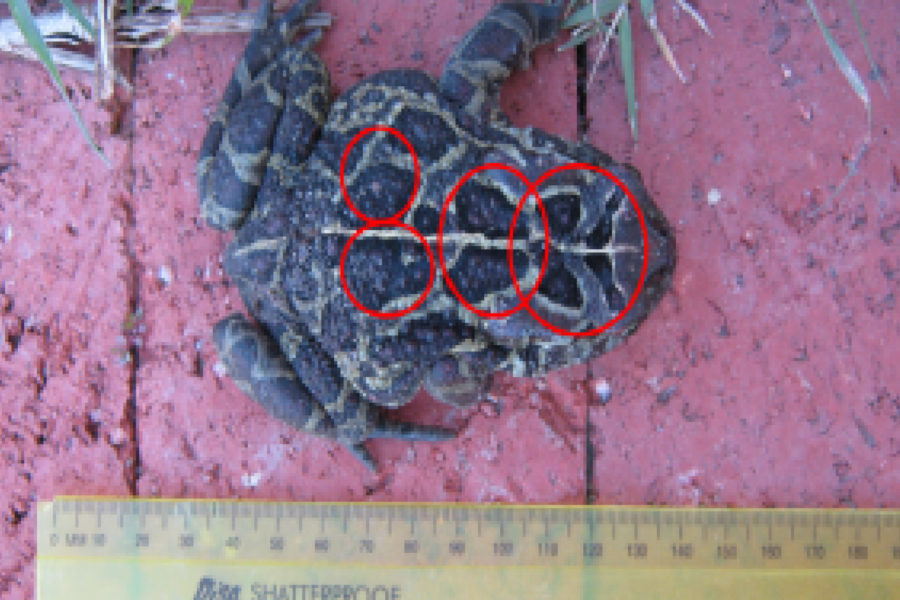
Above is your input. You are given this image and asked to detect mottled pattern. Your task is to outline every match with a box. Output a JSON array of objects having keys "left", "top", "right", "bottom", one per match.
[{"left": 198, "top": 1, "right": 676, "bottom": 469}]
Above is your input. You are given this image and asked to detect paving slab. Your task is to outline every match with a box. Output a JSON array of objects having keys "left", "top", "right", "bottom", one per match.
[
  {"left": 582, "top": 0, "right": 899, "bottom": 507},
  {"left": 0, "top": 56, "right": 133, "bottom": 597}
]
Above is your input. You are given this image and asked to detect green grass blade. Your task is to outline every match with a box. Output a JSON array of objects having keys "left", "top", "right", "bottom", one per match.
[
  {"left": 639, "top": 0, "right": 655, "bottom": 23},
  {"left": 618, "top": 3, "right": 638, "bottom": 140},
  {"left": 178, "top": 0, "right": 195, "bottom": 17},
  {"left": 848, "top": 0, "right": 888, "bottom": 97},
  {"left": 59, "top": 0, "right": 94, "bottom": 38},
  {"left": 562, "top": 0, "right": 623, "bottom": 29},
  {"left": 805, "top": 0, "right": 870, "bottom": 111},
  {"left": 674, "top": 0, "right": 713, "bottom": 37},
  {"left": 6, "top": 0, "right": 109, "bottom": 165},
  {"left": 558, "top": 22, "right": 606, "bottom": 51}
]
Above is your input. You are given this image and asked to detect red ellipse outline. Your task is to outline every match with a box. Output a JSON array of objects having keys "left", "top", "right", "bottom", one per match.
[
  {"left": 339, "top": 126, "right": 420, "bottom": 223},
  {"left": 509, "top": 163, "right": 650, "bottom": 337},
  {"left": 339, "top": 220, "right": 436, "bottom": 320},
  {"left": 438, "top": 163, "right": 551, "bottom": 319},
  {"left": 506, "top": 180, "right": 551, "bottom": 315}
]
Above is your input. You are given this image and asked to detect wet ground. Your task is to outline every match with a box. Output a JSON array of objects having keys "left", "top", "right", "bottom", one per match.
[{"left": 1, "top": 1, "right": 898, "bottom": 596}]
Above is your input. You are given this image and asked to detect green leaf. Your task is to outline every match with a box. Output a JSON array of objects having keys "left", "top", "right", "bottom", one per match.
[
  {"left": 178, "top": 0, "right": 196, "bottom": 17},
  {"left": 618, "top": 4, "right": 638, "bottom": 140},
  {"left": 849, "top": 0, "right": 888, "bottom": 97},
  {"left": 6, "top": 0, "right": 109, "bottom": 165},
  {"left": 60, "top": 0, "right": 95, "bottom": 39},
  {"left": 639, "top": 0, "right": 656, "bottom": 24},
  {"left": 805, "top": 0, "right": 870, "bottom": 111},
  {"left": 558, "top": 22, "right": 606, "bottom": 51},
  {"left": 562, "top": 0, "right": 624, "bottom": 29}
]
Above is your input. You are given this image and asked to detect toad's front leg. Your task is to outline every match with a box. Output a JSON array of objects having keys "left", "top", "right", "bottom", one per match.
[
  {"left": 197, "top": 0, "right": 330, "bottom": 230},
  {"left": 439, "top": 2, "right": 562, "bottom": 121}
]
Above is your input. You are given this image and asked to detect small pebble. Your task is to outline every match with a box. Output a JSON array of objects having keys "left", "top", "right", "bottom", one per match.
[
  {"left": 108, "top": 427, "right": 127, "bottom": 447},
  {"left": 158, "top": 265, "right": 173, "bottom": 286},
  {"left": 212, "top": 361, "right": 228, "bottom": 377},
  {"left": 593, "top": 378, "right": 612, "bottom": 404},
  {"left": 241, "top": 472, "right": 262, "bottom": 488}
]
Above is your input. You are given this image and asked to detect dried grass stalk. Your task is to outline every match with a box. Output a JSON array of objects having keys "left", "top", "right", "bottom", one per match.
[{"left": 0, "top": 0, "right": 331, "bottom": 100}]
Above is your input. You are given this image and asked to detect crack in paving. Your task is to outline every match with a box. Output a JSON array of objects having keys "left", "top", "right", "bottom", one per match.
[
  {"left": 575, "top": 41, "right": 597, "bottom": 506},
  {"left": 120, "top": 48, "right": 142, "bottom": 497}
]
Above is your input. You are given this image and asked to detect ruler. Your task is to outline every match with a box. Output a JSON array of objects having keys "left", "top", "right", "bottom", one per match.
[{"left": 38, "top": 497, "right": 899, "bottom": 600}]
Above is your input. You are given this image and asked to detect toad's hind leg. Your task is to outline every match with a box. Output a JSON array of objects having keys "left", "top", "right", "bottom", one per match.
[
  {"left": 439, "top": 2, "right": 562, "bottom": 120},
  {"left": 214, "top": 314, "right": 381, "bottom": 470},
  {"left": 197, "top": 0, "right": 330, "bottom": 231},
  {"left": 212, "top": 314, "right": 336, "bottom": 438},
  {"left": 243, "top": 319, "right": 455, "bottom": 471}
]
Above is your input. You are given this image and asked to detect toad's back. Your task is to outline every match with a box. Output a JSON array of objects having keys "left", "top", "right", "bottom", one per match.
[{"left": 199, "top": 1, "right": 675, "bottom": 470}]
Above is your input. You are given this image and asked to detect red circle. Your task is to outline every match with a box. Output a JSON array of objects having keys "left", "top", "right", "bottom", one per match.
[
  {"left": 438, "top": 164, "right": 551, "bottom": 319},
  {"left": 339, "top": 126, "right": 420, "bottom": 223},
  {"left": 339, "top": 220, "right": 436, "bottom": 320},
  {"left": 506, "top": 181, "right": 550, "bottom": 313},
  {"left": 509, "top": 163, "right": 650, "bottom": 337}
]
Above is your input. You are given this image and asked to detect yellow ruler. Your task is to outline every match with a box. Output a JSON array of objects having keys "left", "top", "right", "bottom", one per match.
[{"left": 38, "top": 497, "right": 899, "bottom": 600}]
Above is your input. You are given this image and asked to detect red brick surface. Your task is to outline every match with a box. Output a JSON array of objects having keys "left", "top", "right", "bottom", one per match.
[{"left": 1, "top": 1, "right": 898, "bottom": 597}]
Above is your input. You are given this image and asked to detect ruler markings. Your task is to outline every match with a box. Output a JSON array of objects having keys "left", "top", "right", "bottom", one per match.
[{"left": 38, "top": 500, "right": 900, "bottom": 575}]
